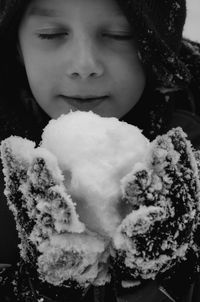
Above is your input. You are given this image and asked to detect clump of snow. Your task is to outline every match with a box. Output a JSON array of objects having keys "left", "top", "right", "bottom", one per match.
[{"left": 41, "top": 111, "right": 150, "bottom": 237}]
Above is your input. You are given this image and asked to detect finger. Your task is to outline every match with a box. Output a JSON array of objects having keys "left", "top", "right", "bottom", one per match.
[
  {"left": 0, "top": 137, "right": 35, "bottom": 229},
  {"left": 24, "top": 151, "right": 85, "bottom": 237},
  {"left": 112, "top": 206, "right": 167, "bottom": 280},
  {"left": 152, "top": 128, "right": 199, "bottom": 236},
  {"left": 0, "top": 137, "right": 31, "bottom": 192},
  {"left": 121, "top": 167, "right": 162, "bottom": 209}
]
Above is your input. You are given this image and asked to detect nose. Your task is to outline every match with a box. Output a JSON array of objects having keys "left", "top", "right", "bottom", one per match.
[{"left": 66, "top": 37, "right": 104, "bottom": 80}]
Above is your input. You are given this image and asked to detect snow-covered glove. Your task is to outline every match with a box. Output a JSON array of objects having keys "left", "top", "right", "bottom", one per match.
[
  {"left": 0, "top": 137, "right": 109, "bottom": 295},
  {"left": 112, "top": 128, "right": 200, "bottom": 284}
]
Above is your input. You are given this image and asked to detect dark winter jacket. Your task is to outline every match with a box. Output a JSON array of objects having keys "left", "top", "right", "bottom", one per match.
[{"left": 0, "top": 39, "right": 200, "bottom": 302}]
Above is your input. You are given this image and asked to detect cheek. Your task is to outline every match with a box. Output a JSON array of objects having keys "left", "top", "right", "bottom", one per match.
[
  {"left": 23, "top": 52, "right": 59, "bottom": 99},
  {"left": 127, "top": 61, "right": 146, "bottom": 96},
  {"left": 19, "top": 36, "right": 57, "bottom": 83},
  {"left": 122, "top": 52, "right": 145, "bottom": 81},
  {"left": 111, "top": 53, "right": 146, "bottom": 97},
  {"left": 25, "top": 54, "right": 52, "bottom": 81}
]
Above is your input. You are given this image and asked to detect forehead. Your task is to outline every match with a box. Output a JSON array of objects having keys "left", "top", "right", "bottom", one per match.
[{"left": 25, "top": 0, "right": 127, "bottom": 22}]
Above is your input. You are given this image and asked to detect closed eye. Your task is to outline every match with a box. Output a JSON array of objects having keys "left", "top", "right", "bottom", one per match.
[
  {"left": 36, "top": 32, "right": 133, "bottom": 41},
  {"left": 37, "top": 32, "right": 68, "bottom": 40}
]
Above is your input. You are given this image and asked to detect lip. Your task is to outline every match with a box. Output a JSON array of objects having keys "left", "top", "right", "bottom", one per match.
[
  {"left": 60, "top": 95, "right": 109, "bottom": 110},
  {"left": 62, "top": 95, "right": 108, "bottom": 100}
]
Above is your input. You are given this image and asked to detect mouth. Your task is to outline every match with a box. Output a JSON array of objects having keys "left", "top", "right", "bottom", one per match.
[{"left": 60, "top": 95, "right": 109, "bottom": 110}]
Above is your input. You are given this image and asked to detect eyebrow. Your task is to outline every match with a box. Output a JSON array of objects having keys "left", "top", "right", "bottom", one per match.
[
  {"left": 26, "top": 5, "right": 130, "bottom": 27},
  {"left": 27, "top": 5, "right": 126, "bottom": 18},
  {"left": 27, "top": 6, "right": 60, "bottom": 17}
]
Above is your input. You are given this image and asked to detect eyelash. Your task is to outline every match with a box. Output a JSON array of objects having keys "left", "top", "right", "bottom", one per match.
[
  {"left": 37, "top": 33, "right": 67, "bottom": 40},
  {"left": 37, "top": 32, "right": 133, "bottom": 41}
]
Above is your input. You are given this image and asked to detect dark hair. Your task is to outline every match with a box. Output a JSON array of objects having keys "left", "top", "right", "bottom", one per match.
[
  {"left": 0, "top": 0, "right": 30, "bottom": 99},
  {"left": 0, "top": 0, "right": 49, "bottom": 141},
  {"left": 116, "top": 0, "right": 191, "bottom": 89}
]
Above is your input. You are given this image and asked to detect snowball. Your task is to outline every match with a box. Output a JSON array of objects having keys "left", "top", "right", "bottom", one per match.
[{"left": 41, "top": 111, "right": 150, "bottom": 237}]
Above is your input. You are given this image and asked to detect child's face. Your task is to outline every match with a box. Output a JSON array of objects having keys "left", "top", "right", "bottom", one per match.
[{"left": 18, "top": 0, "right": 146, "bottom": 119}]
